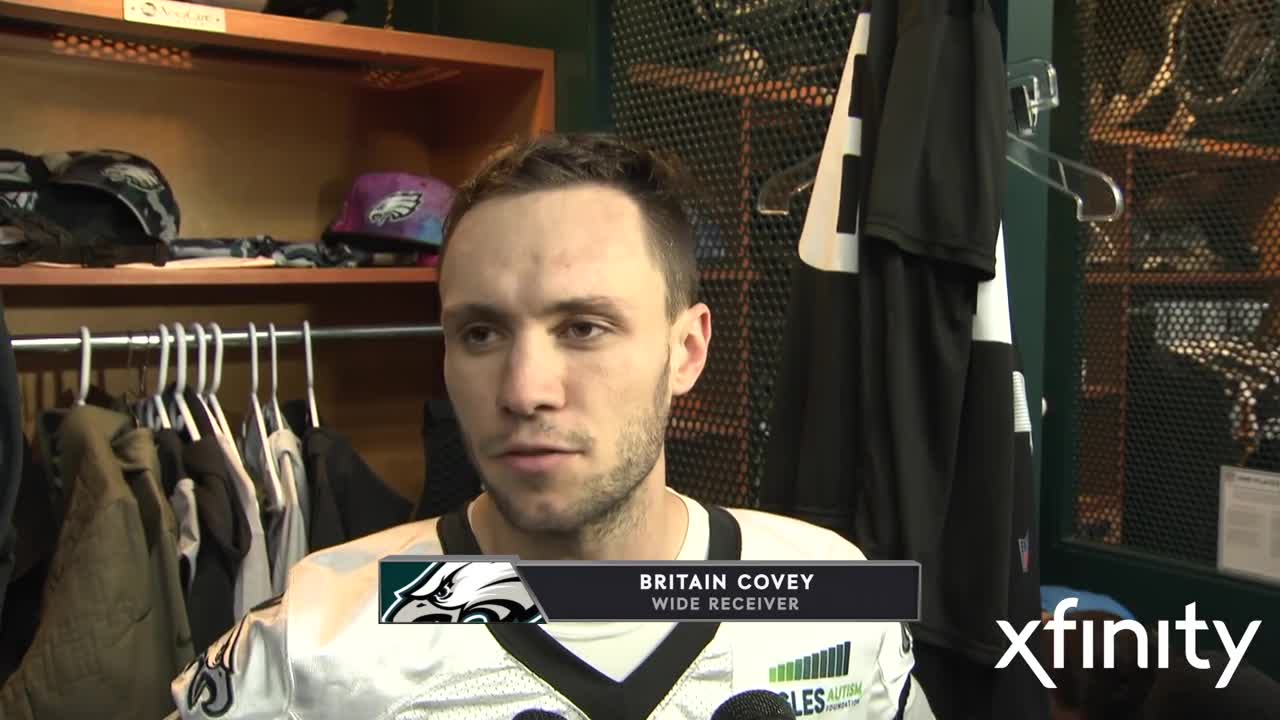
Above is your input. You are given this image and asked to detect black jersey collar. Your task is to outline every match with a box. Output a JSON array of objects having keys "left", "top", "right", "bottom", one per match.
[{"left": 436, "top": 498, "right": 742, "bottom": 720}]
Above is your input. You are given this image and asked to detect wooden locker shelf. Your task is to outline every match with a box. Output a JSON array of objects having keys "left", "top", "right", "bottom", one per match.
[
  {"left": 0, "top": 266, "right": 439, "bottom": 287},
  {"left": 0, "top": 0, "right": 556, "bottom": 77}
]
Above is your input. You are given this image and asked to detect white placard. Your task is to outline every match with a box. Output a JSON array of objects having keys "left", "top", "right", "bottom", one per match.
[
  {"left": 1218, "top": 465, "right": 1280, "bottom": 586},
  {"left": 123, "top": 0, "right": 227, "bottom": 34}
]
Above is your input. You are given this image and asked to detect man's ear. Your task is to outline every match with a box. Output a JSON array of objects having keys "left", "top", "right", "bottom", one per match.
[{"left": 670, "top": 302, "right": 711, "bottom": 397}]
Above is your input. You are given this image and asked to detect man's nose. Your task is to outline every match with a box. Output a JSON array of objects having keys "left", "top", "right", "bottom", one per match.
[{"left": 498, "top": 334, "right": 565, "bottom": 417}]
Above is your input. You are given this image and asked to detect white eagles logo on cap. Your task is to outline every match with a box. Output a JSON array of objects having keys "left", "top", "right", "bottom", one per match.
[
  {"left": 381, "top": 561, "right": 543, "bottom": 624},
  {"left": 368, "top": 191, "right": 423, "bottom": 226},
  {"left": 102, "top": 163, "right": 163, "bottom": 192},
  {"left": 0, "top": 191, "right": 36, "bottom": 211}
]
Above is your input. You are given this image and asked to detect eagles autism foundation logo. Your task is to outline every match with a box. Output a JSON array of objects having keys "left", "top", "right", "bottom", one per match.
[
  {"left": 767, "top": 641, "right": 864, "bottom": 716},
  {"left": 381, "top": 560, "right": 544, "bottom": 624}
]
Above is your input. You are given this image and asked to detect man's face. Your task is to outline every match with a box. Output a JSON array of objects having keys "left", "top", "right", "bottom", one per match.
[{"left": 440, "top": 184, "right": 708, "bottom": 535}]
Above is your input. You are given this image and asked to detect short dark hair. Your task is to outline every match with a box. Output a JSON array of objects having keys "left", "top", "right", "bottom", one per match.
[{"left": 441, "top": 133, "right": 700, "bottom": 320}]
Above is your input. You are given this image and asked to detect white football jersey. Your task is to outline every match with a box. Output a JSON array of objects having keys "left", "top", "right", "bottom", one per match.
[{"left": 168, "top": 491, "right": 935, "bottom": 720}]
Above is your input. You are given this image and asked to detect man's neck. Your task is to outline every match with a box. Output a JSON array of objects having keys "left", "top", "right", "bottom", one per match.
[{"left": 470, "top": 458, "right": 689, "bottom": 561}]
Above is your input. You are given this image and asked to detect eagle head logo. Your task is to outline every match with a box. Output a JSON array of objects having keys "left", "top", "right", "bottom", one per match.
[
  {"left": 368, "top": 191, "right": 423, "bottom": 226},
  {"left": 0, "top": 191, "right": 35, "bottom": 211},
  {"left": 101, "top": 163, "right": 163, "bottom": 192},
  {"left": 184, "top": 613, "right": 248, "bottom": 717},
  {"left": 381, "top": 561, "right": 543, "bottom": 624}
]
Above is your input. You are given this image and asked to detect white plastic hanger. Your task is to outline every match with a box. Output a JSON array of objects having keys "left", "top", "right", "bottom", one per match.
[
  {"left": 171, "top": 323, "right": 202, "bottom": 442},
  {"left": 247, "top": 323, "right": 284, "bottom": 507},
  {"left": 75, "top": 326, "right": 91, "bottom": 406},
  {"left": 207, "top": 323, "right": 234, "bottom": 439},
  {"left": 266, "top": 323, "right": 286, "bottom": 433},
  {"left": 151, "top": 325, "right": 172, "bottom": 430},
  {"left": 303, "top": 321, "right": 320, "bottom": 429},
  {"left": 191, "top": 323, "right": 222, "bottom": 438}
]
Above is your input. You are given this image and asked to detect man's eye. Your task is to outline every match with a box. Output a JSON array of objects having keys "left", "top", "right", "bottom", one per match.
[
  {"left": 462, "top": 326, "right": 496, "bottom": 345},
  {"left": 563, "top": 322, "right": 604, "bottom": 341}
]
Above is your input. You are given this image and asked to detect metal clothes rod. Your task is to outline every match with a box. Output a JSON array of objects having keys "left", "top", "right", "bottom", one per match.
[{"left": 10, "top": 323, "right": 443, "bottom": 353}]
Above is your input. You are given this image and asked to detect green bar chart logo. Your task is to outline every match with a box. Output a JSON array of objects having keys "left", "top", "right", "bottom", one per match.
[{"left": 768, "top": 641, "right": 852, "bottom": 682}]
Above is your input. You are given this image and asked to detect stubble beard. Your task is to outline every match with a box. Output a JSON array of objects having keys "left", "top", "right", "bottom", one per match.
[{"left": 470, "top": 358, "right": 672, "bottom": 545}]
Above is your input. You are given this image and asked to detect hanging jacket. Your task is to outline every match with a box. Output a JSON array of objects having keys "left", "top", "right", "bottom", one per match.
[
  {"left": 0, "top": 293, "right": 22, "bottom": 620},
  {"left": 267, "top": 426, "right": 308, "bottom": 592},
  {"left": 156, "top": 427, "right": 201, "bottom": 598},
  {"left": 416, "top": 398, "right": 483, "bottom": 520},
  {"left": 182, "top": 386, "right": 272, "bottom": 619},
  {"left": 0, "top": 405, "right": 193, "bottom": 720},
  {"left": 304, "top": 427, "right": 411, "bottom": 552},
  {"left": 181, "top": 425, "right": 251, "bottom": 655},
  {"left": 0, "top": 440, "right": 55, "bottom": 684}
]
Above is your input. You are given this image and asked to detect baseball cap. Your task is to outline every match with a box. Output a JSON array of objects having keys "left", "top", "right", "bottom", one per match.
[
  {"left": 323, "top": 172, "right": 455, "bottom": 253},
  {"left": 40, "top": 150, "right": 181, "bottom": 243},
  {"left": 0, "top": 149, "right": 174, "bottom": 266},
  {"left": 0, "top": 149, "right": 49, "bottom": 212}
]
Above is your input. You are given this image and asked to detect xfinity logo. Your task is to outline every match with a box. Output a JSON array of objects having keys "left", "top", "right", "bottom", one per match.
[{"left": 996, "top": 598, "right": 1262, "bottom": 689}]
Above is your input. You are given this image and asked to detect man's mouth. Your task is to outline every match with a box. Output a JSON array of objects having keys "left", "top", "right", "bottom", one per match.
[{"left": 495, "top": 444, "right": 580, "bottom": 472}]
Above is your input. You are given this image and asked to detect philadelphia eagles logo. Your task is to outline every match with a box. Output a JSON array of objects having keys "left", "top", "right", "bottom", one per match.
[
  {"left": 184, "top": 611, "right": 251, "bottom": 717},
  {"left": 381, "top": 561, "right": 543, "bottom": 624},
  {"left": 0, "top": 191, "right": 35, "bottom": 211},
  {"left": 368, "top": 191, "right": 422, "bottom": 226},
  {"left": 102, "top": 163, "right": 163, "bottom": 192}
]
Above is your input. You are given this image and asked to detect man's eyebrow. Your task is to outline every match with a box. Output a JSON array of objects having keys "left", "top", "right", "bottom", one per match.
[
  {"left": 441, "top": 296, "right": 626, "bottom": 326},
  {"left": 441, "top": 303, "right": 511, "bottom": 327},
  {"left": 546, "top": 296, "right": 627, "bottom": 317}
]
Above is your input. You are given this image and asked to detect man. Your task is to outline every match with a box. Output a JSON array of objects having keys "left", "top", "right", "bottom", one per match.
[{"left": 168, "top": 133, "right": 935, "bottom": 719}]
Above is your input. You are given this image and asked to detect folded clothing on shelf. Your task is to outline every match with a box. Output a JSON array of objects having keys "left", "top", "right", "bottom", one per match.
[{"left": 169, "top": 236, "right": 421, "bottom": 268}]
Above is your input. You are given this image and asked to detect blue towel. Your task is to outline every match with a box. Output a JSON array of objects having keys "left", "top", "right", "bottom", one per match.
[{"left": 1041, "top": 585, "right": 1135, "bottom": 620}]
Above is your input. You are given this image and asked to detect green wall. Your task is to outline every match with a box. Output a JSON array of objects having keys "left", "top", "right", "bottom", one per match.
[{"left": 1000, "top": 0, "right": 1052, "bottom": 496}]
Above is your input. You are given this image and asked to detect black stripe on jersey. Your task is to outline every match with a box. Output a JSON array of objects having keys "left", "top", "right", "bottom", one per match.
[
  {"left": 437, "top": 502, "right": 743, "bottom": 720},
  {"left": 893, "top": 676, "right": 911, "bottom": 720}
]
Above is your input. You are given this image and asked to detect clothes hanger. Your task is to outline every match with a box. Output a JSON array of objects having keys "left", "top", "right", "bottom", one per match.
[
  {"left": 207, "top": 323, "right": 234, "bottom": 439},
  {"left": 756, "top": 153, "right": 818, "bottom": 217},
  {"left": 191, "top": 323, "right": 222, "bottom": 438},
  {"left": 150, "top": 324, "right": 172, "bottom": 430},
  {"left": 247, "top": 322, "right": 284, "bottom": 507},
  {"left": 151, "top": 325, "right": 172, "bottom": 430},
  {"left": 74, "top": 326, "right": 90, "bottom": 406},
  {"left": 1004, "top": 57, "right": 1123, "bottom": 222},
  {"left": 170, "top": 323, "right": 202, "bottom": 442},
  {"left": 756, "top": 57, "right": 1125, "bottom": 223},
  {"left": 303, "top": 320, "right": 320, "bottom": 429},
  {"left": 266, "top": 323, "right": 286, "bottom": 434}
]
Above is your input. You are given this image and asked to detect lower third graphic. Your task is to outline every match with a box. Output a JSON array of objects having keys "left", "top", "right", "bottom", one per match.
[{"left": 379, "top": 557, "right": 545, "bottom": 624}]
